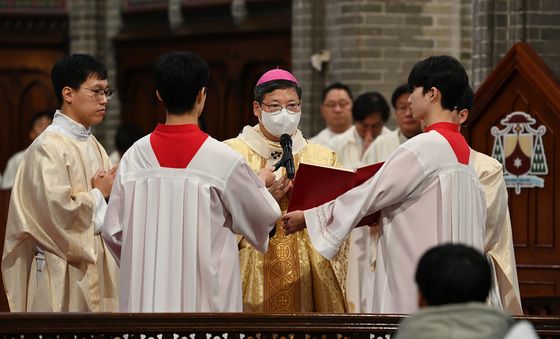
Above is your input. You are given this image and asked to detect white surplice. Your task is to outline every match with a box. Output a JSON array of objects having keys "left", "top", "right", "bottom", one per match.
[
  {"left": 327, "top": 125, "right": 392, "bottom": 169},
  {"left": 346, "top": 128, "right": 410, "bottom": 312},
  {"left": 102, "top": 135, "right": 281, "bottom": 312},
  {"left": 362, "top": 128, "right": 409, "bottom": 166},
  {"left": 1, "top": 150, "right": 25, "bottom": 189},
  {"left": 471, "top": 150, "right": 522, "bottom": 315},
  {"left": 309, "top": 127, "right": 339, "bottom": 146},
  {"left": 303, "top": 130, "right": 486, "bottom": 314},
  {"left": 364, "top": 132, "right": 522, "bottom": 314}
]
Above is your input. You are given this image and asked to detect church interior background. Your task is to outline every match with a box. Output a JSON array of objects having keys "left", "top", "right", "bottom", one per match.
[{"left": 0, "top": 0, "right": 559, "bottom": 316}]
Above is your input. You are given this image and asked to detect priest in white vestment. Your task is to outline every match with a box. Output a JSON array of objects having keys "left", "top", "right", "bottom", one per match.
[
  {"left": 1, "top": 110, "right": 53, "bottom": 189},
  {"left": 283, "top": 56, "right": 487, "bottom": 314},
  {"left": 325, "top": 91, "right": 391, "bottom": 313},
  {"left": 2, "top": 54, "right": 118, "bottom": 312},
  {"left": 309, "top": 82, "right": 354, "bottom": 146},
  {"left": 327, "top": 91, "right": 392, "bottom": 169},
  {"left": 102, "top": 51, "right": 281, "bottom": 312},
  {"left": 451, "top": 86, "right": 522, "bottom": 315},
  {"left": 347, "top": 85, "right": 422, "bottom": 313}
]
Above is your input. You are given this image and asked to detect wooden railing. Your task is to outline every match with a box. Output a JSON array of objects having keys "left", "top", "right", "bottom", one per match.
[{"left": 0, "top": 313, "right": 558, "bottom": 339}]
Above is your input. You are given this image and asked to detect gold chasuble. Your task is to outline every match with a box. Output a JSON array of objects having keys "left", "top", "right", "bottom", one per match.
[{"left": 225, "top": 125, "right": 348, "bottom": 313}]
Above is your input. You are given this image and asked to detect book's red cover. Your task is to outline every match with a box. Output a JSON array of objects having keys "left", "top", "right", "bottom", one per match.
[{"left": 287, "top": 162, "right": 384, "bottom": 226}]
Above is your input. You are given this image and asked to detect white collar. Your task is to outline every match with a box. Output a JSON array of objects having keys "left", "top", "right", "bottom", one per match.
[
  {"left": 237, "top": 125, "right": 307, "bottom": 160},
  {"left": 49, "top": 110, "right": 92, "bottom": 141}
]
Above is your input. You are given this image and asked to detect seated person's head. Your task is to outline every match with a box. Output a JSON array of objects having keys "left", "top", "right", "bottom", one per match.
[
  {"left": 253, "top": 69, "right": 302, "bottom": 141},
  {"left": 153, "top": 51, "right": 209, "bottom": 116},
  {"left": 450, "top": 85, "right": 474, "bottom": 126},
  {"left": 391, "top": 84, "right": 421, "bottom": 139},
  {"left": 51, "top": 54, "right": 111, "bottom": 128},
  {"left": 352, "top": 92, "right": 389, "bottom": 142},
  {"left": 415, "top": 243, "right": 491, "bottom": 307},
  {"left": 320, "top": 82, "right": 354, "bottom": 134},
  {"left": 29, "top": 110, "right": 55, "bottom": 140},
  {"left": 115, "top": 123, "right": 145, "bottom": 157},
  {"left": 407, "top": 56, "right": 469, "bottom": 121}
]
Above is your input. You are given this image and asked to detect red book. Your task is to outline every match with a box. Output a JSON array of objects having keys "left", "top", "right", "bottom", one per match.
[{"left": 287, "top": 162, "right": 384, "bottom": 226}]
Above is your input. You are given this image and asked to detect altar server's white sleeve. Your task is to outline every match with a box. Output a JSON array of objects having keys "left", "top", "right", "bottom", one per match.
[
  {"left": 221, "top": 159, "right": 281, "bottom": 253},
  {"left": 102, "top": 168, "right": 125, "bottom": 265},
  {"left": 92, "top": 189, "right": 107, "bottom": 235},
  {"left": 304, "top": 146, "right": 428, "bottom": 259}
]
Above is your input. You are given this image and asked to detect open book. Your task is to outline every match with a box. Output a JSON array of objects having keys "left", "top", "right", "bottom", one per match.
[{"left": 287, "top": 162, "right": 384, "bottom": 226}]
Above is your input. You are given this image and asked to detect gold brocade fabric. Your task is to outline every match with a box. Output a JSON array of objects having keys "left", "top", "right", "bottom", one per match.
[
  {"left": 1, "top": 130, "right": 119, "bottom": 312},
  {"left": 225, "top": 135, "right": 348, "bottom": 313}
]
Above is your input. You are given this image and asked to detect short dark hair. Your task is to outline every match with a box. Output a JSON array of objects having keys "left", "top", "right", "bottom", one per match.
[
  {"left": 51, "top": 54, "right": 108, "bottom": 104},
  {"left": 352, "top": 92, "right": 390, "bottom": 122},
  {"left": 153, "top": 51, "right": 209, "bottom": 115},
  {"left": 29, "top": 110, "right": 54, "bottom": 129},
  {"left": 115, "top": 123, "right": 145, "bottom": 154},
  {"left": 415, "top": 243, "right": 491, "bottom": 306},
  {"left": 391, "top": 84, "right": 409, "bottom": 109},
  {"left": 455, "top": 85, "right": 474, "bottom": 112},
  {"left": 321, "top": 82, "right": 353, "bottom": 103},
  {"left": 254, "top": 79, "right": 302, "bottom": 103},
  {"left": 407, "top": 55, "right": 468, "bottom": 111}
]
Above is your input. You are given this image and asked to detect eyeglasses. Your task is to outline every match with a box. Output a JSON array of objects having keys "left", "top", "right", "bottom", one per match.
[
  {"left": 324, "top": 100, "right": 351, "bottom": 109},
  {"left": 260, "top": 102, "right": 301, "bottom": 112},
  {"left": 80, "top": 87, "right": 116, "bottom": 101}
]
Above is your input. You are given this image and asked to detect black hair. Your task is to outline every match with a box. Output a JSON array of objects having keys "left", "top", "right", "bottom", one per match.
[
  {"left": 391, "top": 84, "right": 410, "bottom": 109},
  {"left": 415, "top": 243, "right": 491, "bottom": 306},
  {"left": 115, "top": 123, "right": 145, "bottom": 154},
  {"left": 254, "top": 79, "right": 302, "bottom": 103},
  {"left": 407, "top": 55, "right": 468, "bottom": 111},
  {"left": 29, "top": 110, "right": 54, "bottom": 129},
  {"left": 153, "top": 51, "right": 209, "bottom": 115},
  {"left": 51, "top": 54, "right": 108, "bottom": 104},
  {"left": 352, "top": 92, "right": 390, "bottom": 122},
  {"left": 455, "top": 85, "right": 474, "bottom": 112},
  {"left": 321, "top": 82, "right": 353, "bottom": 103}
]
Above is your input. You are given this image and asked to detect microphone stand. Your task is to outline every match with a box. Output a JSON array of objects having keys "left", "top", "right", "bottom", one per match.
[
  {"left": 269, "top": 134, "right": 295, "bottom": 239},
  {"left": 274, "top": 133, "right": 295, "bottom": 179}
]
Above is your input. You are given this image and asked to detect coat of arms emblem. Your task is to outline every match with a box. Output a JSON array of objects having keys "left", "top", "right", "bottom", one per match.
[{"left": 491, "top": 112, "right": 548, "bottom": 195}]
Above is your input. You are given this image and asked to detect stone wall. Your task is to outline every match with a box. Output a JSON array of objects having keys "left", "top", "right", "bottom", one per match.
[
  {"left": 473, "top": 0, "right": 560, "bottom": 89},
  {"left": 292, "top": 0, "right": 473, "bottom": 136},
  {"left": 68, "top": 0, "right": 121, "bottom": 152},
  {"left": 64, "top": 0, "right": 560, "bottom": 145}
]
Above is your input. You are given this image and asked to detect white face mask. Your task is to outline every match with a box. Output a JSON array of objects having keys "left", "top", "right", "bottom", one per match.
[{"left": 260, "top": 107, "right": 301, "bottom": 138}]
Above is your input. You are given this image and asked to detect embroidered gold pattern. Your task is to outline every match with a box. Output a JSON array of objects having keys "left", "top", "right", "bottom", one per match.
[{"left": 264, "top": 198, "right": 301, "bottom": 313}]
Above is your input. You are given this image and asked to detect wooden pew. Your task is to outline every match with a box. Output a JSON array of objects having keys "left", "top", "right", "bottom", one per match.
[{"left": 0, "top": 313, "right": 557, "bottom": 339}]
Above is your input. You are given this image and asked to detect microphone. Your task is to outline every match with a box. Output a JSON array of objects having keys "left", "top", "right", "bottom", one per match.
[{"left": 274, "top": 133, "right": 295, "bottom": 179}]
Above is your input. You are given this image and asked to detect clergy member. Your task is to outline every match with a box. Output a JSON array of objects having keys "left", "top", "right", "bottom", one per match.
[
  {"left": 328, "top": 91, "right": 392, "bottom": 169},
  {"left": 2, "top": 54, "right": 118, "bottom": 311},
  {"left": 283, "top": 55, "right": 487, "bottom": 314},
  {"left": 362, "top": 84, "right": 422, "bottom": 165},
  {"left": 102, "top": 51, "right": 281, "bottom": 312},
  {"left": 224, "top": 68, "right": 348, "bottom": 313},
  {"left": 309, "top": 82, "right": 354, "bottom": 146},
  {"left": 451, "top": 86, "right": 522, "bottom": 315},
  {"left": 348, "top": 84, "right": 422, "bottom": 313},
  {"left": 1, "top": 110, "right": 54, "bottom": 189}
]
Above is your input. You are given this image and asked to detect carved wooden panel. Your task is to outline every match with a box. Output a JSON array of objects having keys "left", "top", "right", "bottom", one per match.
[
  {"left": 0, "top": 44, "right": 65, "bottom": 175},
  {"left": 115, "top": 2, "right": 291, "bottom": 141},
  {"left": 466, "top": 42, "right": 560, "bottom": 300},
  {"left": 0, "top": 313, "right": 557, "bottom": 338}
]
